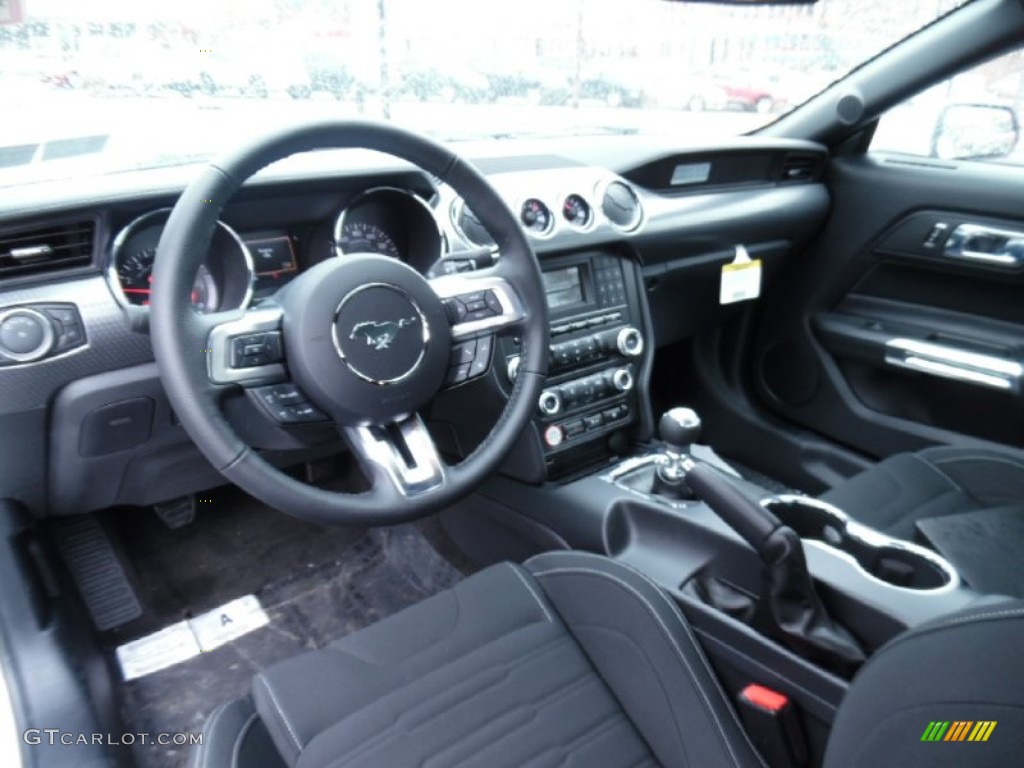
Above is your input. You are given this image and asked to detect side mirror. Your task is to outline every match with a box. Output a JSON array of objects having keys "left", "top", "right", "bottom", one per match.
[{"left": 931, "top": 103, "right": 1019, "bottom": 161}]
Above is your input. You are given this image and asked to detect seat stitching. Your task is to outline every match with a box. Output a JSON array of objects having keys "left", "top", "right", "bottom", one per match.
[
  {"left": 908, "top": 453, "right": 967, "bottom": 495},
  {"left": 433, "top": 672, "right": 610, "bottom": 768},
  {"left": 255, "top": 673, "right": 303, "bottom": 753},
  {"left": 317, "top": 633, "right": 574, "bottom": 767},
  {"left": 875, "top": 607, "right": 1024, "bottom": 657},
  {"left": 533, "top": 564, "right": 764, "bottom": 768},
  {"left": 537, "top": 555, "right": 769, "bottom": 767},
  {"left": 506, "top": 563, "right": 555, "bottom": 623},
  {"left": 561, "top": 621, "right": 692, "bottom": 768},
  {"left": 195, "top": 700, "right": 233, "bottom": 768},
  {"left": 500, "top": 708, "right": 640, "bottom": 768},
  {"left": 230, "top": 712, "right": 260, "bottom": 768},
  {"left": 931, "top": 454, "right": 1024, "bottom": 473}
]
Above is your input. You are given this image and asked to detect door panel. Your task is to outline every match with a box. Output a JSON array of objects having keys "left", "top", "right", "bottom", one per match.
[{"left": 752, "top": 153, "right": 1024, "bottom": 462}]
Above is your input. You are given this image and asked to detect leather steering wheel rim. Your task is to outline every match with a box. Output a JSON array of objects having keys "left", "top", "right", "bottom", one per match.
[{"left": 150, "top": 120, "right": 549, "bottom": 525}]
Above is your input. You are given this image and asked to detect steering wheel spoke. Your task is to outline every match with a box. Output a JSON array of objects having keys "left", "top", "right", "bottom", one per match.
[
  {"left": 205, "top": 304, "right": 288, "bottom": 387},
  {"left": 343, "top": 413, "right": 446, "bottom": 498},
  {"left": 429, "top": 269, "right": 526, "bottom": 339}
]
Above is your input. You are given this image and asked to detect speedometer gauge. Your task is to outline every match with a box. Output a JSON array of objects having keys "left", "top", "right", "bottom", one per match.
[{"left": 338, "top": 221, "right": 401, "bottom": 258}]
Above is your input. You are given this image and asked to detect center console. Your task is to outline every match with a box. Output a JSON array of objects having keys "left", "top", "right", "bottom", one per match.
[{"left": 496, "top": 250, "right": 653, "bottom": 480}]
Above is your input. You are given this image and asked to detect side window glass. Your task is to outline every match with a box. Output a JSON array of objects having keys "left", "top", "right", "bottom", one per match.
[{"left": 872, "top": 49, "right": 1024, "bottom": 165}]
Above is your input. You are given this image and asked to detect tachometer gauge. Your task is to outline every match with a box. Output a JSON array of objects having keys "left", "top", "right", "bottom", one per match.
[
  {"left": 190, "top": 264, "right": 219, "bottom": 313},
  {"left": 338, "top": 221, "right": 401, "bottom": 258},
  {"left": 108, "top": 209, "right": 254, "bottom": 314},
  {"left": 562, "top": 194, "right": 593, "bottom": 228},
  {"left": 520, "top": 198, "right": 553, "bottom": 235},
  {"left": 117, "top": 247, "right": 156, "bottom": 302}
]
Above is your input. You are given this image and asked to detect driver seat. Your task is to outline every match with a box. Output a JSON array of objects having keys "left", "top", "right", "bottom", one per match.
[{"left": 192, "top": 551, "right": 1024, "bottom": 768}]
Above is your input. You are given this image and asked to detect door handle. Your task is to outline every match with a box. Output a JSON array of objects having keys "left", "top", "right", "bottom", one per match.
[
  {"left": 943, "top": 223, "right": 1024, "bottom": 267},
  {"left": 885, "top": 338, "right": 1022, "bottom": 392}
]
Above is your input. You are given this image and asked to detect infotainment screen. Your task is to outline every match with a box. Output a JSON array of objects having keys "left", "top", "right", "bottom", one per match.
[{"left": 542, "top": 266, "right": 584, "bottom": 309}]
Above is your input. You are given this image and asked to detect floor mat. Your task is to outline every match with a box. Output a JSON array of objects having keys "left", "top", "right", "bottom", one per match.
[{"left": 104, "top": 494, "right": 465, "bottom": 768}]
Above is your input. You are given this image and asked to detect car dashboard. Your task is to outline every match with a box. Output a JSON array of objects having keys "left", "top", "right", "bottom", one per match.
[{"left": 0, "top": 135, "right": 830, "bottom": 516}]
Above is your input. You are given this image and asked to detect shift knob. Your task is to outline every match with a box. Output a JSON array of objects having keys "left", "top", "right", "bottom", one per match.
[{"left": 659, "top": 407, "right": 701, "bottom": 454}]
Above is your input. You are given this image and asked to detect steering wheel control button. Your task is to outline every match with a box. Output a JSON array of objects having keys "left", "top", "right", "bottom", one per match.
[
  {"left": 444, "top": 290, "right": 503, "bottom": 325},
  {"left": 543, "top": 424, "right": 565, "bottom": 448},
  {"left": 0, "top": 307, "right": 56, "bottom": 363},
  {"left": 450, "top": 339, "right": 477, "bottom": 365},
  {"left": 333, "top": 284, "right": 428, "bottom": 385},
  {"left": 283, "top": 403, "right": 328, "bottom": 423},
  {"left": 443, "top": 298, "right": 468, "bottom": 324},
  {"left": 230, "top": 332, "right": 283, "bottom": 369},
  {"left": 470, "top": 334, "right": 493, "bottom": 377},
  {"left": 446, "top": 363, "right": 471, "bottom": 385}
]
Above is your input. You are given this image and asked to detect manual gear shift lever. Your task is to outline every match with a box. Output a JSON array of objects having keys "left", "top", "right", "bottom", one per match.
[
  {"left": 659, "top": 407, "right": 701, "bottom": 455},
  {"left": 654, "top": 407, "right": 702, "bottom": 496}
]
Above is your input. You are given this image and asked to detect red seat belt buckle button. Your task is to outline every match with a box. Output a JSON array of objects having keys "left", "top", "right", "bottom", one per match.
[{"left": 737, "top": 683, "right": 808, "bottom": 767}]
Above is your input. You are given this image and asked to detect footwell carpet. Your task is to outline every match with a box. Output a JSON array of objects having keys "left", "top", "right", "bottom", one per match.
[{"left": 105, "top": 496, "right": 465, "bottom": 768}]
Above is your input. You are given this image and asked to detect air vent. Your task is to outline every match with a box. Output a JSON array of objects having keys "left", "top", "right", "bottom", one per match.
[
  {"left": 0, "top": 220, "right": 95, "bottom": 279},
  {"left": 779, "top": 152, "right": 822, "bottom": 182},
  {"left": 601, "top": 181, "right": 642, "bottom": 231}
]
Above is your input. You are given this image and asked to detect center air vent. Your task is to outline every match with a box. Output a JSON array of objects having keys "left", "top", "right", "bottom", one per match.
[
  {"left": 0, "top": 220, "right": 96, "bottom": 279},
  {"left": 600, "top": 181, "right": 642, "bottom": 231},
  {"left": 779, "top": 152, "right": 822, "bottom": 182}
]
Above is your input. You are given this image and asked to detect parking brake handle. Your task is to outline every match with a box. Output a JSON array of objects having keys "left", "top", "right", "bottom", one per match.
[{"left": 685, "top": 462, "right": 866, "bottom": 676}]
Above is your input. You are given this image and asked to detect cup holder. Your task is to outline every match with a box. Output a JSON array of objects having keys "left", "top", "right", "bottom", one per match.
[{"left": 762, "top": 495, "right": 958, "bottom": 592}]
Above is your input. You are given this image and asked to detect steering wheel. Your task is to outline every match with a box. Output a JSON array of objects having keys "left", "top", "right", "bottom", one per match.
[{"left": 150, "top": 121, "right": 549, "bottom": 525}]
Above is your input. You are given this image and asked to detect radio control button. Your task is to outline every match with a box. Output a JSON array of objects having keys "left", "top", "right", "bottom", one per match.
[
  {"left": 611, "top": 367, "right": 634, "bottom": 392},
  {"left": 538, "top": 389, "right": 563, "bottom": 416},
  {"left": 543, "top": 424, "right": 565, "bottom": 447},
  {"left": 616, "top": 327, "right": 644, "bottom": 358},
  {"left": 584, "top": 414, "right": 604, "bottom": 430},
  {"left": 564, "top": 420, "right": 585, "bottom": 437}
]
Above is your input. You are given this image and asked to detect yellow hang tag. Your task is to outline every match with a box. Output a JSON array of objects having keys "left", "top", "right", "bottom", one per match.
[{"left": 720, "top": 245, "right": 762, "bottom": 305}]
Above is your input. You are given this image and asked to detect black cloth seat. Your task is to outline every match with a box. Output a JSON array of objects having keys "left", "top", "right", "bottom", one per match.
[
  {"left": 193, "top": 550, "right": 1024, "bottom": 768},
  {"left": 819, "top": 446, "right": 1024, "bottom": 541}
]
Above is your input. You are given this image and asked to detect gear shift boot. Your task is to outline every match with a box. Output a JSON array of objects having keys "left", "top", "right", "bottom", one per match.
[{"left": 685, "top": 462, "right": 866, "bottom": 676}]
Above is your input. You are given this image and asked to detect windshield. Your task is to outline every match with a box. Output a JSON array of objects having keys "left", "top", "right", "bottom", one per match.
[{"left": 1, "top": 0, "right": 969, "bottom": 188}]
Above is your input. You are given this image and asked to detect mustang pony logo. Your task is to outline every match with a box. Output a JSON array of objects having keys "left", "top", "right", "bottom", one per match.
[{"left": 349, "top": 317, "right": 418, "bottom": 350}]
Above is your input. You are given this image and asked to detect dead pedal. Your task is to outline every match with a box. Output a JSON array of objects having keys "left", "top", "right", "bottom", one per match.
[{"left": 51, "top": 516, "right": 142, "bottom": 631}]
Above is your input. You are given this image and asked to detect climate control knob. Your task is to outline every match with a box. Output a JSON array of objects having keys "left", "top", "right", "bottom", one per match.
[
  {"left": 615, "top": 326, "right": 644, "bottom": 358},
  {"left": 537, "top": 389, "right": 563, "bottom": 416},
  {"left": 611, "top": 367, "right": 634, "bottom": 393}
]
